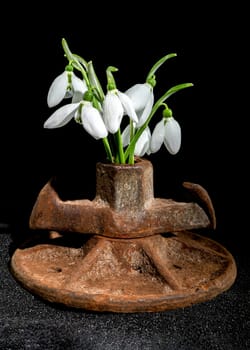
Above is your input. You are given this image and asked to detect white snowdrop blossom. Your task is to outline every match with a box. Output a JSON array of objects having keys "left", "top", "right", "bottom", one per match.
[
  {"left": 151, "top": 117, "right": 181, "bottom": 155},
  {"left": 125, "top": 83, "right": 154, "bottom": 127},
  {"left": 121, "top": 124, "right": 132, "bottom": 147},
  {"left": 103, "top": 90, "right": 138, "bottom": 134},
  {"left": 164, "top": 117, "right": 181, "bottom": 154},
  {"left": 80, "top": 102, "right": 108, "bottom": 140},
  {"left": 122, "top": 123, "right": 152, "bottom": 156},
  {"left": 47, "top": 70, "right": 87, "bottom": 108},
  {"left": 44, "top": 102, "right": 81, "bottom": 128},
  {"left": 150, "top": 119, "right": 165, "bottom": 153},
  {"left": 117, "top": 91, "right": 138, "bottom": 123},
  {"left": 43, "top": 38, "right": 193, "bottom": 164},
  {"left": 134, "top": 127, "right": 151, "bottom": 157},
  {"left": 44, "top": 99, "right": 108, "bottom": 140}
]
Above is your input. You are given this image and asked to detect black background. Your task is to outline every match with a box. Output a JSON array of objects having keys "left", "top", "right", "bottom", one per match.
[
  {"left": 0, "top": 3, "right": 249, "bottom": 349},
  {"left": 0, "top": 4, "right": 247, "bottom": 245}
]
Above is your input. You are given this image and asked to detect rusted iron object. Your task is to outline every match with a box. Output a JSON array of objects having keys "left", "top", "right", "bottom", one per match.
[
  {"left": 11, "top": 157, "right": 236, "bottom": 312},
  {"left": 11, "top": 231, "right": 237, "bottom": 312},
  {"left": 29, "top": 158, "right": 216, "bottom": 238}
]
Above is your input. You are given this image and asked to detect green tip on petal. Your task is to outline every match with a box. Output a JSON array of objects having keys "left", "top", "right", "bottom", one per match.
[
  {"left": 106, "top": 66, "right": 118, "bottom": 91},
  {"left": 163, "top": 107, "right": 173, "bottom": 119},
  {"left": 65, "top": 64, "right": 74, "bottom": 72},
  {"left": 83, "top": 90, "right": 93, "bottom": 102},
  {"left": 146, "top": 75, "right": 156, "bottom": 88}
]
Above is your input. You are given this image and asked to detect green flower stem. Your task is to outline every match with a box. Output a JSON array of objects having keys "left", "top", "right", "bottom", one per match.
[
  {"left": 72, "top": 53, "right": 88, "bottom": 70},
  {"left": 102, "top": 137, "right": 114, "bottom": 163},
  {"left": 124, "top": 83, "right": 193, "bottom": 163},
  {"left": 88, "top": 61, "right": 105, "bottom": 101},
  {"left": 106, "top": 66, "right": 118, "bottom": 90},
  {"left": 128, "top": 120, "right": 135, "bottom": 164},
  {"left": 128, "top": 151, "right": 135, "bottom": 165},
  {"left": 130, "top": 119, "right": 135, "bottom": 141},
  {"left": 115, "top": 129, "right": 125, "bottom": 164},
  {"left": 62, "top": 38, "right": 91, "bottom": 89},
  {"left": 146, "top": 53, "right": 177, "bottom": 82}
]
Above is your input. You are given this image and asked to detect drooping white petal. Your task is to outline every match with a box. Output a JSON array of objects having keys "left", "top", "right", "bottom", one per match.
[
  {"left": 47, "top": 71, "right": 68, "bottom": 108},
  {"left": 164, "top": 117, "right": 181, "bottom": 155},
  {"left": 117, "top": 91, "right": 138, "bottom": 123},
  {"left": 72, "top": 90, "right": 85, "bottom": 103},
  {"left": 121, "top": 124, "right": 131, "bottom": 147},
  {"left": 71, "top": 73, "right": 88, "bottom": 95},
  {"left": 134, "top": 127, "right": 151, "bottom": 156},
  {"left": 103, "top": 91, "right": 123, "bottom": 133},
  {"left": 150, "top": 119, "right": 165, "bottom": 153},
  {"left": 136, "top": 90, "right": 154, "bottom": 127},
  {"left": 125, "top": 83, "right": 152, "bottom": 111},
  {"left": 43, "top": 102, "right": 80, "bottom": 128},
  {"left": 80, "top": 103, "right": 108, "bottom": 140},
  {"left": 145, "top": 128, "right": 152, "bottom": 155}
]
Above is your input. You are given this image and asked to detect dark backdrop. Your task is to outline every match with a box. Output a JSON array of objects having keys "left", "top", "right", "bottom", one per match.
[
  {"left": 0, "top": 3, "right": 249, "bottom": 350},
  {"left": 1, "top": 3, "right": 247, "bottom": 244}
]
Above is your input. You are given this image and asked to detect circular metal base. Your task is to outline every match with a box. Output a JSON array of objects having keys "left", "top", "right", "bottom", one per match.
[{"left": 10, "top": 231, "right": 237, "bottom": 313}]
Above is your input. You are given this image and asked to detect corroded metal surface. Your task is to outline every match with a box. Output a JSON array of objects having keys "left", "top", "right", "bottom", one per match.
[
  {"left": 11, "top": 157, "right": 237, "bottom": 312},
  {"left": 11, "top": 231, "right": 237, "bottom": 312},
  {"left": 29, "top": 158, "right": 214, "bottom": 238}
]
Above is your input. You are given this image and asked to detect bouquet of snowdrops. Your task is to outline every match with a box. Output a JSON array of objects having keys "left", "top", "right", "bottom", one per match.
[{"left": 44, "top": 38, "right": 193, "bottom": 164}]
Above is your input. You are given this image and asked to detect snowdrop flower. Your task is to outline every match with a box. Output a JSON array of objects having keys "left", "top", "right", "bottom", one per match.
[
  {"left": 122, "top": 123, "right": 151, "bottom": 156},
  {"left": 47, "top": 67, "right": 87, "bottom": 108},
  {"left": 121, "top": 124, "right": 132, "bottom": 147},
  {"left": 103, "top": 89, "right": 138, "bottom": 134},
  {"left": 134, "top": 127, "right": 151, "bottom": 157},
  {"left": 44, "top": 102, "right": 81, "bottom": 128},
  {"left": 80, "top": 101, "right": 108, "bottom": 140},
  {"left": 151, "top": 112, "right": 181, "bottom": 155},
  {"left": 125, "top": 83, "right": 154, "bottom": 127},
  {"left": 43, "top": 38, "right": 192, "bottom": 164},
  {"left": 44, "top": 95, "right": 107, "bottom": 140},
  {"left": 163, "top": 117, "right": 181, "bottom": 155}
]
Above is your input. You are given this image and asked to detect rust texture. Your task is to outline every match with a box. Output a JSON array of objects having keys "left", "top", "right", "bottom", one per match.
[
  {"left": 11, "top": 157, "right": 237, "bottom": 312},
  {"left": 29, "top": 158, "right": 214, "bottom": 238}
]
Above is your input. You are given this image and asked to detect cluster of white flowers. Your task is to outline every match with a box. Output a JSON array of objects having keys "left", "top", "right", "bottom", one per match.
[{"left": 44, "top": 38, "right": 193, "bottom": 164}]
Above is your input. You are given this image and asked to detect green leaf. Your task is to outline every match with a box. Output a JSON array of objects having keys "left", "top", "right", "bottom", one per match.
[
  {"left": 124, "top": 82, "right": 193, "bottom": 161},
  {"left": 159, "top": 83, "right": 194, "bottom": 104},
  {"left": 146, "top": 53, "right": 177, "bottom": 81},
  {"left": 62, "top": 38, "right": 83, "bottom": 72},
  {"left": 88, "top": 61, "right": 105, "bottom": 101},
  {"left": 73, "top": 54, "right": 88, "bottom": 70}
]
